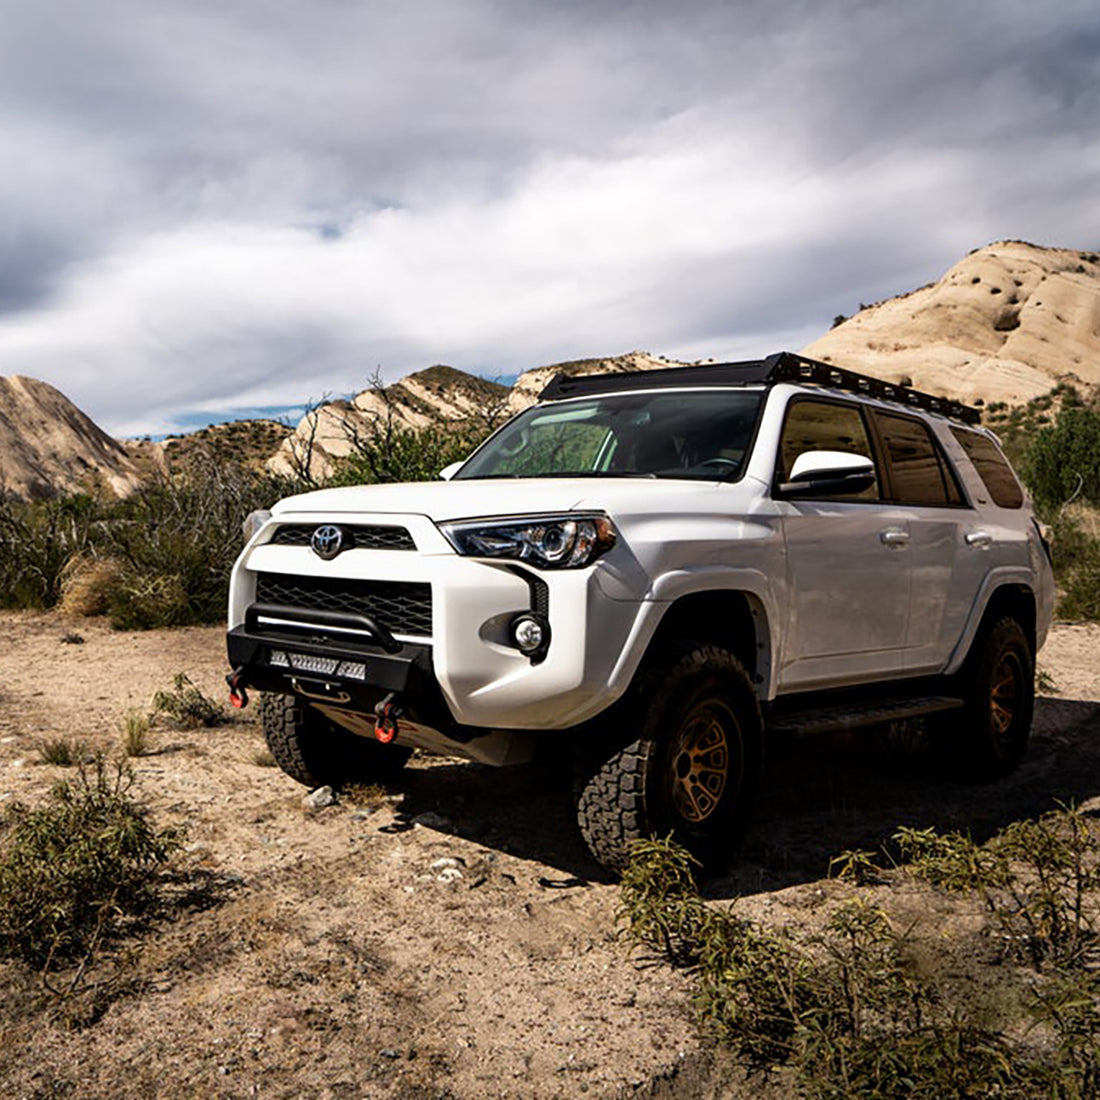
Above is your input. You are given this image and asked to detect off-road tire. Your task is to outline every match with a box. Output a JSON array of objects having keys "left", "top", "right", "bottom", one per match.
[
  {"left": 953, "top": 617, "right": 1034, "bottom": 778},
  {"left": 573, "top": 644, "right": 763, "bottom": 874},
  {"left": 260, "top": 692, "right": 411, "bottom": 788}
]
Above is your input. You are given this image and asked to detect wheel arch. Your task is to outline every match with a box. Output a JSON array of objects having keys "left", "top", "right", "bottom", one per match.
[
  {"left": 949, "top": 579, "right": 1037, "bottom": 675},
  {"left": 640, "top": 589, "right": 773, "bottom": 697}
]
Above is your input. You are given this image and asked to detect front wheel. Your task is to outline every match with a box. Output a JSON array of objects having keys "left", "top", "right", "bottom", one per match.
[
  {"left": 260, "top": 692, "right": 411, "bottom": 788},
  {"left": 573, "top": 645, "right": 763, "bottom": 874}
]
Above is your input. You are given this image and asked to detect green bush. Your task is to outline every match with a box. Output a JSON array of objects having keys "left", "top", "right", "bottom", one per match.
[
  {"left": 1024, "top": 403, "right": 1100, "bottom": 511},
  {"left": 327, "top": 420, "right": 490, "bottom": 487},
  {"left": 0, "top": 758, "right": 182, "bottom": 968},
  {"left": 1046, "top": 513, "right": 1100, "bottom": 622},
  {"left": 0, "top": 493, "right": 94, "bottom": 609}
]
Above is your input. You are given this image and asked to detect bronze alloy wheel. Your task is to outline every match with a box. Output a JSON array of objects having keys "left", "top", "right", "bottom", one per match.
[
  {"left": 990, "top": 651, "right": 1023, "bottom": 741},
  {"left": 665, "top": 699, "right": 734, "bottom": 825},
  {"left": 949, "top": 616, "right": 1034, "bottom": 779},
  {"left": 572, "top": 644, "right": 762, "bottom": 874}
]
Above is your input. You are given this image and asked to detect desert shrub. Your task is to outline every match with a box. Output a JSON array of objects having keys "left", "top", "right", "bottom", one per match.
[
  {"left": 327, "top": 420, "right": 491, "bottom": 487},
  {"left": 107, "top": 571, "right": 191, "bottom": 630},
  {"left": 0, "top": 758, "right": 182, "bottom": 968},
  {"left": 620, "top": 819, "right": 1100, "bottom": 1098},
  {"left": 0, "top": 493, "right": 94, "bottom": 608},
  {"left": 151, "top": 672, "right": 226, "bottom": 729},
  {"left": 1045, "top": 512, "right": 1100, "bottom": 622},
  {"left": 57, "top": 554, "right": 125, "bottom": 617},
  {"left": 100, "top": 451, "right": 296, "bottom": 627},
  {"left": 0, "top": 443, "right": 302, "bottom": 628},
  {"left": 897, "top": 808, "right": 1100, "bottom": 970}
]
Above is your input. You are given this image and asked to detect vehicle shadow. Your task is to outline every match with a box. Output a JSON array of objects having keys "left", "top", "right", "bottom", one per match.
[
  {"left": 385, "top": 697, "right": 1100, "bottom": 894},
  {"left": 714, "top": 696, "right": 1100, "bottom": 899},
  {"left": 387, "top": 751, "right": 606, "bottom": 882}
]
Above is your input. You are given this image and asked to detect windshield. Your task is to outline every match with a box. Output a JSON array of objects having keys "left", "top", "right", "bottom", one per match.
[{"left": 455, "top": 389, "right": 765, "bottom": 481}]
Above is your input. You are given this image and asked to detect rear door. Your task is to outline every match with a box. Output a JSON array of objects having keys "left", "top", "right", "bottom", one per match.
[
  {"left": 775, "top": 397, "right": 912, "bottom": 691},
  {"left": 866, "top": 411, "right": 971, "bottom": 673}
]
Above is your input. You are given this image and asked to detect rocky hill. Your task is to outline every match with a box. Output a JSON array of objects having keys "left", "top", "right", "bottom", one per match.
[
  {"left": 0, "top": 375, "right": 142, "bottom": 499},
  {"left": 803, "top": 240, "right": 1100, "bottom": 405},
  {"left": 6, "top": 241, "right": 1099, "bottom": 497}
]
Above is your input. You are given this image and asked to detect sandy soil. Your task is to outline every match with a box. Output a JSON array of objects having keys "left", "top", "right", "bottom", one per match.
[{"left": 1, "top": 611, "right": 1099, "bottom": 1098}]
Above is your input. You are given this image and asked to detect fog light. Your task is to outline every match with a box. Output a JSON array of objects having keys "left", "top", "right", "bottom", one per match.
[{"left": 511, "top": 614, "right": 548, "bottom": 655}]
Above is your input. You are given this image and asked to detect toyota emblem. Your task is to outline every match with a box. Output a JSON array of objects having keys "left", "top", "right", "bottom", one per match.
[{"left": 310, "top": 524, "right": 345, "bottom": 560}]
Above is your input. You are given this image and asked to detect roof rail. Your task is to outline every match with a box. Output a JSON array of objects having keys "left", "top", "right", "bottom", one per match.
[{"left": 538, "top": 351, "right": 981, "bottom": 425}]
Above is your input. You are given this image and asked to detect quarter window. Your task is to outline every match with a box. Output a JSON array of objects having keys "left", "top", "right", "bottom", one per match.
[
  {"left": 777, "top": 400, "right": 879, "bottom": 500},
  {"left": 873, "top": 413, "right": 963, "bottom": 507},
  {"left": 950, "top": 427, "right": 1024, "bottom": 509}
]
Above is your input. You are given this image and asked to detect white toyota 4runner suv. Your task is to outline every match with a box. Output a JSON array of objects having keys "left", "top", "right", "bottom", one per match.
[{"left": 227, "top": 353, "right": 1054, "bottom": 871}]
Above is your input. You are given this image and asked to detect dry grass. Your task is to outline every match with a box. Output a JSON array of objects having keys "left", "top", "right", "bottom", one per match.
[
  {"left": 37, "top": 738, "right": 86, "bottom": 767},
  {"left": 251, "top": 746, "right": 276, "bottom": 767},
  {"left": 57, "top": 555, "right": 126, "bottom": 618},
  {"left": 118, "top": 709, "right": 150, "bottom": 758}
]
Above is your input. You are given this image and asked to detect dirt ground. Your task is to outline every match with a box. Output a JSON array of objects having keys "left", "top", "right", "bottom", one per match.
[{"left": 0, "top": 611, "right": 1098, "bottom": 1099}]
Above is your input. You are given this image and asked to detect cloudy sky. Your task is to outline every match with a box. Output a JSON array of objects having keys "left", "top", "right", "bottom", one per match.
[{"left": 0, "top": 0, "right": 1097, "bottom": 435}]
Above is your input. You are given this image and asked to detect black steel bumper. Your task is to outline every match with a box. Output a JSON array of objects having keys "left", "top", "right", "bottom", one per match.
[{"left": 226, "top": 621, "right": 435, "bottom": 713}]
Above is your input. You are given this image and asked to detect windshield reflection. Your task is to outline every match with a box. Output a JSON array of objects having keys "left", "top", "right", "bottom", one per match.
[{"left": 456, "top": 389, "right": 765, "bottom": 482}]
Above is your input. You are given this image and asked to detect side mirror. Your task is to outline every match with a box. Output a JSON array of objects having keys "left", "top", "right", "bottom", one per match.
[
  {"left": 777, "top": 450, "right": 875, "bottom": 498},
  {"left": 438, "top": 461, "right": 463, "bottom": 481}
]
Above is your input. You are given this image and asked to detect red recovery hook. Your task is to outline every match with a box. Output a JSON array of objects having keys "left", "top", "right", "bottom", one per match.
[
  {"left": 226, "top": 669, "right": 250, "bottom": 709},
  {"left": 374, "top": 693, "right": 402, "bottom": 743}
]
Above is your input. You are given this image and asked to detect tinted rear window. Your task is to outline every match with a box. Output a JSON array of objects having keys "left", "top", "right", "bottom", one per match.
[{"left": 950, "top": 427, "right": 1024, "bottom": 508}]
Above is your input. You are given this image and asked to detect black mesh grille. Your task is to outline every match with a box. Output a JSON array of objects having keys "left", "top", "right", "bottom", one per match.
[
  {"left": 269, "top": 524, "right": 415, "bottom": 550},
  {"left": 255, "top": 573, "right": 432, "bottom": 637}
]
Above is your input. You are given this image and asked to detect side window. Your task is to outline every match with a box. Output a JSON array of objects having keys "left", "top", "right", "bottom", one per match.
[
  {"left": 777, "top": 400, "right": 879, "bottom": 500},
  {"left": 950, "top": 427, "right": 1024, "bottom": 509},
  {"left": 873, "top": 413, "right": 963, "bottom": 507}
]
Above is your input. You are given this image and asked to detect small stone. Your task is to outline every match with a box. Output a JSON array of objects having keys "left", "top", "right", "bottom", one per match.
[
  {"left": 430, "top": 857, "right": 459, "bottom": 870},
  {"left": 412, "top": 811, "right": 451, "bottom": 830},
  {"left": 303, "top": 786, "right": 336, "bottom": 811},
  {"left": 380, "top": 1049, "right": 402, "bottom": 1060},
  {"left": 437, "top": 867, "right": 463, "bottom": 884}
]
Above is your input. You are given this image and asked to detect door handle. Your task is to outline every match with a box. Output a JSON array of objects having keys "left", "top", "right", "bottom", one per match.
[
  {"left": 880, "top": 529, "right": 909, "bottom": 547},
  {"left": 965, "top": 532, "right": 993, "bottom": 550}
]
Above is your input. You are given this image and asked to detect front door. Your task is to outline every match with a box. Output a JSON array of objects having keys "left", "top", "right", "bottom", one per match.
[{"left": 774, "top": 398, "right": 911, "bottom": 691}]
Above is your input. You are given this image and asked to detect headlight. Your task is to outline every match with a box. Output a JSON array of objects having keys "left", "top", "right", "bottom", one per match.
[
  {"left": 242, "top": 508, "right": 272, "bottom": 543},
  {"left": 439, "top": 513, "right": 616, "bottom": 569}
]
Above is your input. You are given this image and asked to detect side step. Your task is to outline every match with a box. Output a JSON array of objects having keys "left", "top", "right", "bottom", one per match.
[{"left": 767, "top": 695, "right": 963, "bottom": 738}]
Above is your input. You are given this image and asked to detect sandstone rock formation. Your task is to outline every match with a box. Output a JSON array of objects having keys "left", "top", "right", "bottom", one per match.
[
  {"left": 0, "top": 375, "right": 142, "bottom": 499},
  {"left": 803, "top": 241, "right": 1100, "bottom": 405}
]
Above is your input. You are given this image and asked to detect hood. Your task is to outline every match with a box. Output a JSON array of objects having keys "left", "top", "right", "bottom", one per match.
[{"left": 271, "top": 476, "right": 730, "bottom": 523}]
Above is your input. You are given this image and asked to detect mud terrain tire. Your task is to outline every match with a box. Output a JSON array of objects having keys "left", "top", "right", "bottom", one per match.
[
  {"left": 955, "top": 617, "right": 1034, "bottom": 778},
  {"left": 573, "top": 645, "right": 763, "bottom": 873},
  {"left": 260, "top": 692, "right": 411, "bottom": 788}
]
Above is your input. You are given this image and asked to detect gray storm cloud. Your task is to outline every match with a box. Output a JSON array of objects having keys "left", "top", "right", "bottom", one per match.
[{"left": 0, "top": 0, "right": 1096, "bottom": 433}]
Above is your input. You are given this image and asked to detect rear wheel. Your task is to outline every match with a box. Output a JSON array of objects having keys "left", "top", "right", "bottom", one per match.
[
  {"left": 260, "top": 692, "right": 411, "bottom": 788},
  {"left": 953, "top": 617, "right": 1034, "bottom": 777},
  {"left": 573, "top": 645, "right": 763, "bottom": 874}
]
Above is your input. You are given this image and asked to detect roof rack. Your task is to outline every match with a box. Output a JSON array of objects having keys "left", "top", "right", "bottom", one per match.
[{"left": 539, "top": 351, "right": 981, "bottom": 425}]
